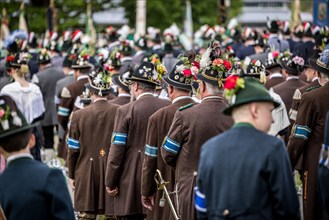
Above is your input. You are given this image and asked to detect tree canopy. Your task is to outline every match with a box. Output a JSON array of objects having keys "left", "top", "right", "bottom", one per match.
[{"left": 1, "top": 0, "right": 242, "bottom": 34}]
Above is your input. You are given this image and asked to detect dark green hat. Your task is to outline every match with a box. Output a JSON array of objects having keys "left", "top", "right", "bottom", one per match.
[
  {"left": 223, "top": 76, "right": 280, "bottom": 115},
  {"left": 0, "top": 95, "right": 36, "bottom": 139}
]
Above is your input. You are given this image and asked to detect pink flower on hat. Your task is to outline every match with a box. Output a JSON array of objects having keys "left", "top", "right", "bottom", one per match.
[
  {"left": 212, "top": 58, "right": 223, "bottom": 66},
  {"left": 272, "top": 51, "right": 279, "bottom": 58},
  {"left": 0, "top": 108, "right": 5, "bottom": 118},
  {"left": 292, "top": 56, "right": 305, "bottom": 66},
  {"left": 183, "top": 69, "right": 192, "bottom": 77}
]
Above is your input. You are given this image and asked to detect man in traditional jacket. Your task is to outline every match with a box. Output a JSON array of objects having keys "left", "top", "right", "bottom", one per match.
[
  {"left": 67, "top": 67, "right": 119, "bottom": 220},
  {"left": 195, "top": 77, "right": 300, "bottom": 220},
  {"left": 318, "top": 111, "right": 329, "bottom": 216},
  {"left": 161, "top": 44, "right": 233, "bottom": 220},
  {"left": 290, "top": 50, "right": 321, "bottom": 122},
  {"left": 273, "top": 53, "right": 306, "bottom": 142},
  {"left": 32, "top": 49, "right": 65, "bottom": 158},
  {"left": 57, "top": 51, "right": 92, "bottom": 159},
  {"left": 287, "top": 45, "right": 329, "bottom": 220},
  {"left": 105, "top": 62, "right": 170, "bottom": 220},
  {"left": 141, "top": 51, "right": 197, "bottom": 220}
]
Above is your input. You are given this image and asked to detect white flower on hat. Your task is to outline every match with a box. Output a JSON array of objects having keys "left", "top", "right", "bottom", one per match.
[
  {"left": 152, "top": 70, "right": 158, "bottom": 81},
  {"left": 255, "top": 60, "right": 261, "bottom": 67},
  {"left": 93, "top": 74, "right": 103, "bottom": 85},
  {"left": 191, "top": 66, "right": 199, "bottom": 76},
  {"left": 175, "top": 64, "right": 185, "bottom": 74}
]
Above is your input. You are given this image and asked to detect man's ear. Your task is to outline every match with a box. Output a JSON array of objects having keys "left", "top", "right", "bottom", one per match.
[
  {"left": 27, "top": 133, "right": 36, "bottom": 149},
  {"left": 249, "top": 102, "right": 258, "bottom": 119}
]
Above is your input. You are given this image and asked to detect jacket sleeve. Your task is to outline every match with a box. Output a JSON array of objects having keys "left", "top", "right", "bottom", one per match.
[
  {"left": 67, "top": 112, "right": 80, "bottom": 179},
  {"left": 287, "top": 92, "right": 316, "bottom": 168},
  {"left": 46, "top": 168, "right": 75, "bottom": 220},
  {"left": 161, "top": 111, "right": 183, "bottom": 168},
  {"left": 105, "top": 107, "right": 128, "bottom": 188},
  {"left": 141, "top": 116, "right": 158, "bottom": 196},
  {"left": 267, "top": 139, "right": 300, "bottom": 220},
  {"left": 58, "top": 87, "right": 73, "bottom": 129}
]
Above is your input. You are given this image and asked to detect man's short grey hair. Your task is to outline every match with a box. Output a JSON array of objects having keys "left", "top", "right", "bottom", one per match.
[
  {"left": 136, "top": 81, "right": 156, "bottom": 92},
  {"left": 204, "top": 82, "right": 222, "bottom": 96},
  {"left": 320, "top": 72, "right": 329, "bottom": 81}
]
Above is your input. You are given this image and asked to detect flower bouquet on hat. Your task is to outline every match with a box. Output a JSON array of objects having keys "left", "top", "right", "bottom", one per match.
[
  {"left": 163, "top": 50, "right": 200, "bottom": 91},
  {"left": 279, "top": 51, "right": 304, "bottom": 75},
  {"left": 198, "top": 41, "right": 233, "bottom": 88},
  {"left": 244, "top": 59, "right": 268, "bottom": 84},
  {"left": 71, "top": 50, "right": 92, "bottom": 69},
  {"left": 87, "top": 67, "right": 113, "bottom": 97}
]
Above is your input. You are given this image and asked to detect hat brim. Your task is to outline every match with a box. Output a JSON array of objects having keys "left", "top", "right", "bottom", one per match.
[
  {"left": 0, "top": 122, "right": 38, "bottom": 139},
  {"left": 71, "top": 64, "right": 92, "bottom": 69},
  {"left": 309, "top": 58, "right": 329, "bottom": 75},
  {"left": 163, "top": 75, "right": 192, "bottom": 91},
  {"left": 265, "top": 63, "right": 281, "bottom": 69},
  {"left": 126, "top": 76, "right": 160, "bottom": 86},
  {"left": 223, "top": 97, "right": 280, "bottom": 116},
  {"left": 196, "top": 73, "right": 220, "bottom": 86},
  {"left": 112, "top": 75, "right": 130, "bottom": 92},
  {"left": 86, "top": 84, "right": 113, "bottom": 96},
  {"left": 280, "top": 61, "right": 299, "bottom": 75}
]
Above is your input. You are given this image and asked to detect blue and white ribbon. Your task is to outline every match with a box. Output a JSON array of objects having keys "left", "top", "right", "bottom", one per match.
[
  {"left": 112, "top": 133, "right": 127, "bottom": 145},
  {"left": 145, "top": 144, "right": 158, "bottom": 157},
  {"left": 162, "top": 136, "right": 181, "bottom": 154},
  {"left": 194, "top": 186, "right": 207, "bottom": 213},
  {"left": 67, "top": 138, "right": 80, "bottom": 149},
  {"left": 319, "top": 144, "right": 329, "bottom": 169},
  {"left": 292, "top": 125, "right": 311, "bottom": 140},
  {"left": 58, "top": 106, "right": 70, "bottom": 116}
]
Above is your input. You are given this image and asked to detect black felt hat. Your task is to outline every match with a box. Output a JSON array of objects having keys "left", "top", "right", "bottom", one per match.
[
  {"left": 267, "top": 19, "right": 280, "bottom": 33},
  {"left": 37, "top": 48, "right": 51, "bottom": 64},
  {"left": 87, "top": 67, "right": 113, "bottom": 96},
  {"left": 112, "top": 65, "right": 133, "bottom": 93},
  {"left": 279, "top": 52, "right": 305, "bottom": 75},
  {"left": 6, "top": 52, "right": 30, "bottom": 69},
  {"left": 0, "top": 95, "right": 36, "bottom": 139},
  {"left": 243, "top": 59, "right": 269, "bottom": 84},
  {"left": 163, "top": 50, "right": 198, "bottom": 91},
  {"left": 126, "top": 62, "right": 161, "bottom": 86},
  {"left": 71, "top": 50, "right": 92, "bottom": 69},
  {"left": 309, "top": 45, "right": 329, "bottom": 75}
]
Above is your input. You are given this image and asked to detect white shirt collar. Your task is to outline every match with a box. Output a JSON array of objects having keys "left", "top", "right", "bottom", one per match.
[
  {"left": 7, "top": 153, "right": 33, "bottom": 164},
  {"left": 201, "top": 95, "right": 222, "bottom": 102},
  {"left": 93, "top": 98, "right": 107, "bottom": 103},
  {"left": 312, "top": 77, "right": 319, "bottom": 82},
  {"left": 270, "top": 73, "right": 283, "bottom": 79},
  {"left": 172, "top": 96, "right": 193, "bottom": 104},
  {"left": 137, "top": 92, "right": 153, "bottom": 100},
  {"left": 286, "top": 76, "right": 299, "bottom": 81},
  {"left": 77, "top": 75, "right": 89, "bottom": 81},
  {"left": 118, "top": 93, "right": 131, "bottom": 97}
]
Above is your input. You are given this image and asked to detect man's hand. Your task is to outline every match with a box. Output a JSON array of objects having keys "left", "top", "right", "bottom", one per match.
[
  {"left": 141, "top": 195, "right": 154, "bottom": 211},
  {"left": 69, "top": 178, "right": 75, "bottom": 191},
  {"left": 106, "top": 186, "right": 118, "bottom": 196}
]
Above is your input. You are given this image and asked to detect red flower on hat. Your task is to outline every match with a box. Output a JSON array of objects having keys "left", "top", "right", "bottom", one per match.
[
  {"left": 6, "top": 55, "right": 15, "bottom": 63},
  {"left": 193, "top": 61, "right": 200, "bottom": 69},
  {"left": 69, "top": 54, "right": 76, "bottom": 61},
  {"left": 272, "top": 51, "right": 279, "bottom": 58},
  {"left": 224, "top": 75, "right": 245, "bottom": 99},
  {"left": 183, "top": 69, "right": 192, "bottom": 77},
  {"left": 0, "top": 108, "right": 5, "bottom": 118},
  {"left": 223, "top": 60, "right": 232, "bottom": 70},
  {"left": 224, "top": 75, "right": 239, "bottom": 90},
  {"left": 83, "top": 54, "right": 89, "bottom": 60}
]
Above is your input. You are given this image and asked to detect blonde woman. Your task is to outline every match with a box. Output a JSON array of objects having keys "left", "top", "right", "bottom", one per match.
[{"left": 1, "top": 52, "right": 45, "bottom": 160}]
